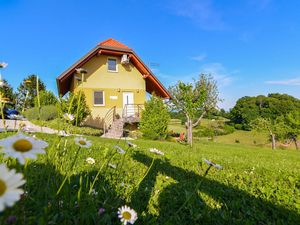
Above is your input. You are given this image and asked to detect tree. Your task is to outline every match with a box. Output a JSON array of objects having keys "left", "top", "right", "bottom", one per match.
[
  {"left": 0, "top": 79, "right": 15, "bottom": 104},
  {"left": 140, "top": 95, "right": 170, "bottom": 140},
  {"left": 250, "top": 117, "right": 289, "bottom": 150},
  {"left": 16, "top": 74, "right": 46, "bottom": 110},
  {"left": 168, "top": 74, "right": 219, "bottom": 146},
  {"left": 286, "top": 111, "right": 300, "bottom": 150}
]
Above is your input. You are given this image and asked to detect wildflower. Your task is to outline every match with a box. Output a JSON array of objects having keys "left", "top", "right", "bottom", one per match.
[
  {"left": 127, "top": 141, "right": 137, "bottom": 148},
  {"left": 117, "top": 205, "right": 138, "bottom": 225},
  {"left": 74, "top": 137, "right": 92, "bottom": 148},
  {"left": 114, "top": 145, "right": 125, "bottom": 154},
  {"left": 63, "top": 113, "right": 75, "bottom": 121},
  {"left": 149, "top": 148, "right": 164, "bottom": 156},
  {"left": 90, "top": 189, "right": 98, "bottom": 196},
  {"left": 0, "top": 62, "right": 8, "bottom": 68},
  {"left": 204, "top": 159, "right": 223, "bottom": 170},
  {"left": 0, "top": 133, "right": 48, "bottom": 165},
  {"left": 98, "top": 207, "right": 105, "bottom": 216},
  {"left": 58, "top": 130, "right": 70, "bottom": 137},
  {"left": 108, "top": 163, "right": 117, "bottom": 169},
  {"left": 86, "top": 157, "right": 95, "bottom": 165},
  {"left": 0, "top": 164, "right": 26, "bottom": 212}
]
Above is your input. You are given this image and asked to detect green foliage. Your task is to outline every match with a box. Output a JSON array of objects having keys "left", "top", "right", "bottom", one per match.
[
  {"left": 24, "top": 105, "right": 58, "bottom": 121},
  {"left": 60, "top": 91, "right": 91, "bottom": 126},
  {"left": 0, "top": 133, "right": 299, "bottom": 224},
  {"left": 140, "top": 95, "right": 170, "bottom": 140},
  {"left": 34, "top": 90, "right": 57, "bottom": 107},
  {"left": 193, "top": 122, "right": 235, "bottom": 137},
  {"left": 0, "top": 79, "right": 16, "bottom": 104},
  {"left": 32, "top": 118, "right": 102, "bottom": 136},
  {"left": 16, "top": 74, "right": 46, "bottom": 110},
  {"left": 230, "top": 94, "right": 300, "bottom": 130}
]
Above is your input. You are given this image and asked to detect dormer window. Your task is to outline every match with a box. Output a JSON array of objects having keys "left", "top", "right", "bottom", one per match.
[{"left": 107, "top": 58, "right": 118, "bottom": 72}]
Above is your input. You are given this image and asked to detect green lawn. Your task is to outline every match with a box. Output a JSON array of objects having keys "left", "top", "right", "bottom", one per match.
[{"left": 0, "top": 132, "right": 299, "bottom": 224}]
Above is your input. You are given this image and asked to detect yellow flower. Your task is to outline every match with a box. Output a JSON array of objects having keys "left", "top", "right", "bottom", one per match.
[
  {"left": 0, "top": 163, "right": 26, "bottom": 212},
  {"left": 0, "top": 133, "right": 48, "bottom": 165}
]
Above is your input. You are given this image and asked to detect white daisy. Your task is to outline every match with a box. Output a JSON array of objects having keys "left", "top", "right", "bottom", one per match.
[
  {"left": 0, "top": 133, "right": 48, "bottom": 165},
  {"left": 114, "top": 145, "right": 125, "bottom": 154},
  {"left": 204, "top": 159, "right": 223, "bottom": 170},
  {"left": 74, "top": 137, "right": 92, "bottom": 148},
  {"left": 0, "top": 163, "right": 26, "bottom": 212},
  {"left": 86, "top": 157, "right": 95, "bottom": 165},
  {"left": 149, "top": 148, "right": 164, "bottom": 156},
  {"left": 127, "top": 141, "right": 137, "bottom": 148},
  {"left": 117, "top": 205, "right": 138, "bottom": 225},
  {"left": 63, "top": 113, "right": 75, "bottom": 122}
]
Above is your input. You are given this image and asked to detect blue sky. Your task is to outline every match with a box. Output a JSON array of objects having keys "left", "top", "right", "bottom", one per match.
[{"left": 1, "top": 0, "right": 300, "bottom": 110}]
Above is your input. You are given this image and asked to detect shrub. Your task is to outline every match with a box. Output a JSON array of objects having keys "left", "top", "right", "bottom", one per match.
[
  {"left": 24, "top": 105, "right": 58, "bottom": 121},
  {"left": 60, "top": 91, "right": 91, "bottom": 126},
  {"left": 34, "top": 90, "right": 57, "bottom": 107},
  {"left": 140, "top": 95, "right": 170, "bottom": 140}
]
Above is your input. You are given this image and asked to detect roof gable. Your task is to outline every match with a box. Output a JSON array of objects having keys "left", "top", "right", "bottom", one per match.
[{"left": 98, "top": 38, "right": 131, "bottom": 50}]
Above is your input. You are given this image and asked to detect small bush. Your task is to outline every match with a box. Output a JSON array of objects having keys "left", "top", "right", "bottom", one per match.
[
  {"left": 140, "top": 95, "right": 170, "bottom": 140},
  {"left": 24, "top": 105, "right": 58, "bottom": 121},
  {"left": 34, "top": 90, "right": 58, "bottom": 107},
  {"left": 60, "top": 91, "right": 91, "bottom": 126}
]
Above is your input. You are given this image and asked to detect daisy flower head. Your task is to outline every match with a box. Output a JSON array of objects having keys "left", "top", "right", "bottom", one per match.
[
  {"left": 74, "top": 137, "right": 92, "bottom": 148},
  {"left": 63, "top": 113, "right": 75, "bottom": 122},
  {"left": 204, "top": 159, "right": 223, "bottom": 170},
  {"left": 149, "top": 148, "right": 164, "bottom": 156},
  {"left": 127, "top": 141, "right": 137, "bottom": 148},
  {"left": 0, "top": 133, "right": 48, "bottom": 165},
  {"left": 114, "top": 145, "right": 125, "bottom": 154},
  {"left": 86, "top": 157, "right": 95, "bottom": 165},
  {"left": 0, "top": 163, "right": 26, "bottom": 212},
  {"left": 117, "top": 205, "right": 138, "bottom": 225}
]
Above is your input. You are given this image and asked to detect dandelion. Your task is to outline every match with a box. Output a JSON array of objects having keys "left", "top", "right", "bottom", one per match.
[
  {"left": 204, "top": 159, "right": 223, "bottom": 170},
  {"left": 0, "top": 164, "right": 26, "bottom": 212},
  {"left": 74, "top": 137, "right": 92, "bottom": 148},
  {"left": 149, "top": 148, "right": 164, "bottom": 156},
  {"left": 127, "top": 141, "right": 137, "bottom": 148},
  {"left": 114, "top": 145, "right": 125, "bottom": 154},
  {"left": 117, "top": 205, "right": 138, "bottom": 225},
  {"left": 108, "top": 163, "right": 117, "bottom": 169},
  {"left": 86, "top": 157, "right": 95, "bottom": 165},
  {"left": 0, "top": 133, "right": 48, "bottom": 165},
  {"left": 63, "top": 113, "right": 75, "bottom": 121}
]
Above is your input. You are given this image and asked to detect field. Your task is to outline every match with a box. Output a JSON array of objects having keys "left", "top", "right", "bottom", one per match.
[{"left": 0, "top": 131, "right": 299, "bottom": 224}]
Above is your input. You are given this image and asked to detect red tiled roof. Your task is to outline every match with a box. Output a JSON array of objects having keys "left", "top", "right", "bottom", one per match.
[{"left": 98, "top": 38, "right": 131, "bottom": 50}]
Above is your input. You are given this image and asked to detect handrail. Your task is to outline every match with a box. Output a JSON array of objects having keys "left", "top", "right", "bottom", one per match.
[
  {"left": 103, "top": 106, "right": 116, "bottom": 135},
  {"left": 122, "top": 104, "right": 144, "bottom": 119}
]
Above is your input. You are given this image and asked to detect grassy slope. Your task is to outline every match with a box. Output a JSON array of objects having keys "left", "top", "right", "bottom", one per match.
[{"left": 0, "top": 132, "right": 299, "bottom": 224}]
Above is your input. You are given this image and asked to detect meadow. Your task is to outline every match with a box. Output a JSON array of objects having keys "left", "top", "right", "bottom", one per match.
[{"left": 0, "top": 131, "right": 299, "bottom": 224}]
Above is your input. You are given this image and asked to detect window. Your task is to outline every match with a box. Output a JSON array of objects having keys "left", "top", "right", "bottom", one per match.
[
  {"left": 94, "top": 91, "right": 105, "bottom": 106},
  {"left": 107, "top": 58, "right": 117, "bottom": 72}
]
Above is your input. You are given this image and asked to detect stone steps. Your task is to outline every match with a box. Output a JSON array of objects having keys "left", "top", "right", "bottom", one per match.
[{"left": 102, "top": 119, "right": 124, "bottom": 139}]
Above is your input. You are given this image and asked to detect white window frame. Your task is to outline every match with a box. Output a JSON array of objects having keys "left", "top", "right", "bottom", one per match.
[
  {"left": 94, "top": 91, "right": 105, "bottom": 106},
  {"left": 107, "top": 57, "right": 118, "bottom": 72}
]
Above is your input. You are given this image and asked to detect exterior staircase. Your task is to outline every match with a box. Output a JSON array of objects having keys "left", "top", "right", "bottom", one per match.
[{"left": 102, "top": 118, "right": 124, "bottom": 139}]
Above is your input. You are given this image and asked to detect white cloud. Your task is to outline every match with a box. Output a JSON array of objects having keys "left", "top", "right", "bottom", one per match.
[
  {"left": 190, "top": 53, "right": 207, "bottom": 62},
  {"left": 168, "top": 0, "right": 227, "bottom": 31},
  {"left": 266, "top": 77, "right": 300, "bottom": 86},
  {"left": 200, "top": 63, "right": 236, "bottom": 87}
]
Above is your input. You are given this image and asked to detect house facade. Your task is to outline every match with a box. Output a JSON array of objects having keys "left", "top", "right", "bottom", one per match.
[{"left": 56, "top": 38, "right": 170, "bottom": 128}]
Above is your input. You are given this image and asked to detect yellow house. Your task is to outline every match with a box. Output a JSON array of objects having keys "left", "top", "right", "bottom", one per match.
[{"left": 56, "top": 38, "right": 170, "bottom": 135}]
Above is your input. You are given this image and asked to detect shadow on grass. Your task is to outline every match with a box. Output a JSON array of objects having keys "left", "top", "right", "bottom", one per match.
[{"left": 131, "top": 152, "right": 300, "bottom": 225}]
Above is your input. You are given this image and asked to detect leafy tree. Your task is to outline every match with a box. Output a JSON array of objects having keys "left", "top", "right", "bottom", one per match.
[
  {"left": 140, "top": 95, "right": 170, "bottom": 140},
  {"left": 250, "top": 117, "right": 290, "bottom": 150},
  {"left": 168, "top": 74, "right": 219, "bottom": 146},
  {"left": 286, "top": 111, "right": 300, "bottom": 149},
  {"left": 16, "top": 74, "right": 46, "bottom": 110},
  {"left": 0, "top": 79, "right": 16, "bottom": 104},
  {"left": 34, "top": 90, "right": 57, "bottom": 107}
]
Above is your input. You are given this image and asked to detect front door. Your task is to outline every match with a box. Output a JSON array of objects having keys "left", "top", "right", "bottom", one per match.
[{"left": 123, "top": 92, "right": 134, "bottom": 117}]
